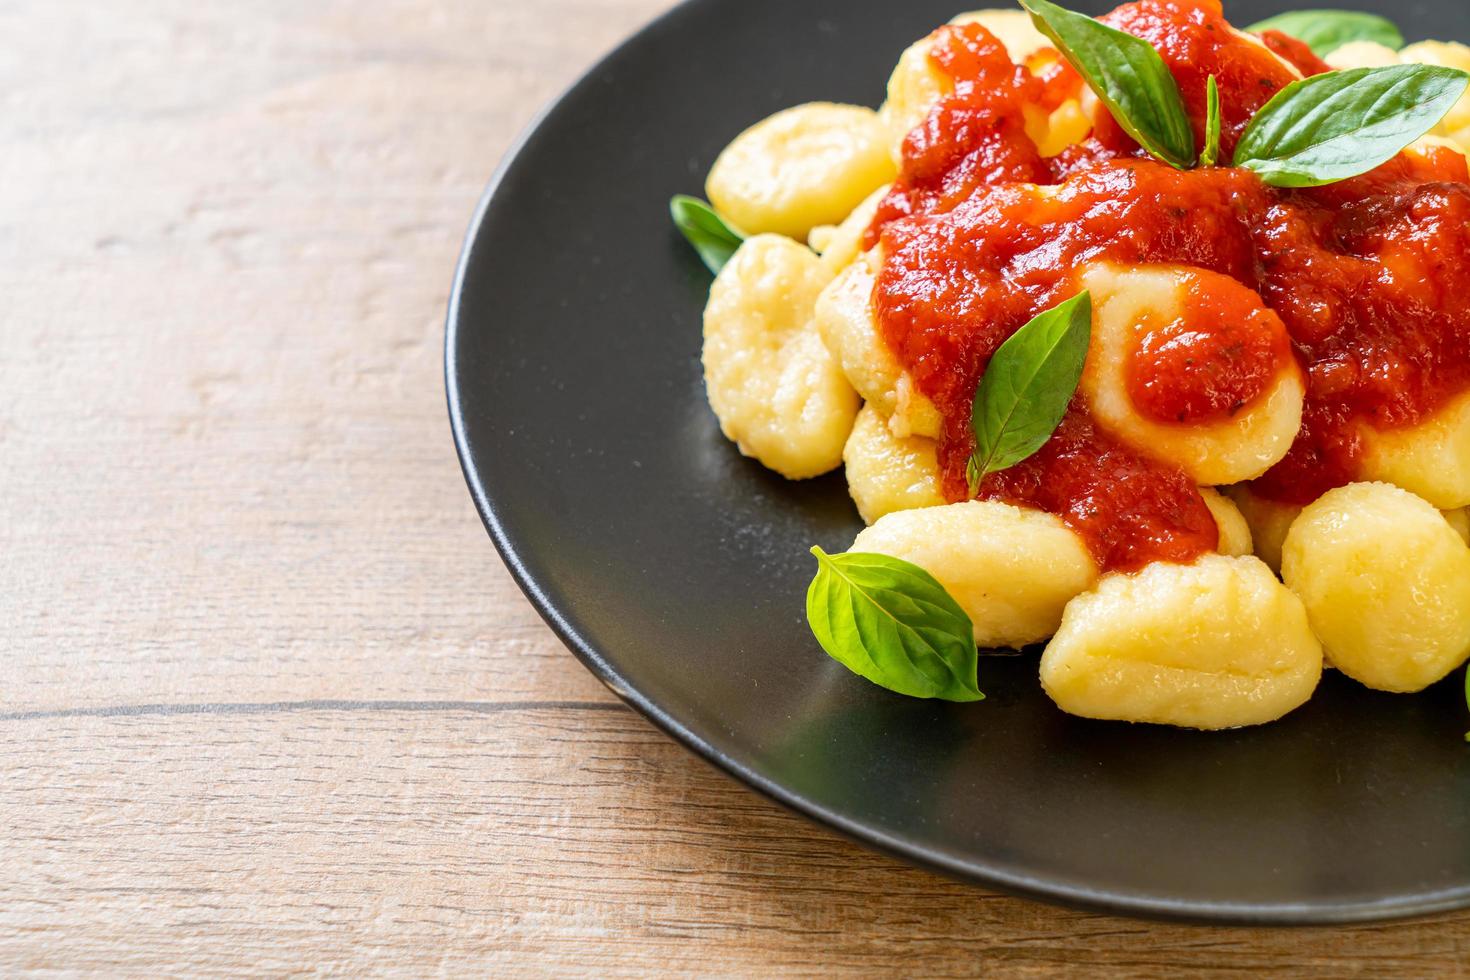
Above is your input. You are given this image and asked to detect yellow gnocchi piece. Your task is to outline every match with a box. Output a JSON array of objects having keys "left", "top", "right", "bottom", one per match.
[
  {"left": 878, "top": 13, "right": 1060, "bottom": 164},
  {"left": 1281, "top": 482, "right": 1470, "bottom": 693},
  {"left": 1040, "top": 555, "right": 1323, "bottom": 730},
  {"left": 814, "top": 251, "right": 942, "bottom": 439},
  {"left": 807, "top": 225, "right": 837, "bottom": 254},
  {"left": 852, "top": 500, "right": 1100, "bottom": 650},
  {"left": 1223, "top": 484, "right": 1301, "bottom": 574},
  {"left": 1032, "top": 99, "right": 1093, "bottom": 157},
  {"left": 843, "top": 403, "right": 944, "bottom": 524},
  {"left": 1445, "top": 507, "right": 1470, "bottom": 547},
  {"left": 879, "top": 34, "right": 951, "bottom": 164},
  {"left": 1357, "top": 390, "right": 1470, "bottom": 510},
  {"left": 1200, "top": 488, "right": 1252, "bottom": 557},
  {"left": 1325, "top": 40, "right": 1401, "bottom": 70},
  {"left": 706, "top": 103, "right": 897, "bottom": 241},
  {"left": 1079, "top": 263, "right": 1305, "bottom": 486},
  {"left": 817, "top": 184, "right": 889, "bottom": 277},
  {"left": 702, "top": 235, "right": 859, "bottom": 479}
]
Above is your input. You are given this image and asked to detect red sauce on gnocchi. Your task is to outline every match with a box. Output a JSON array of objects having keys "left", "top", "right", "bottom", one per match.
[
  {"left": 865, "top": 0, "right": 1470, "bottom": 571},
  {"left": 1126, "top": 272, "right": 1292, "bottom": 426}
]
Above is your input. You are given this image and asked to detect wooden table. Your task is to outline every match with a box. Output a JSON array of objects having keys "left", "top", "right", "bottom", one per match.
[{"left": 5, "top": 1, "right": 1469, "bottom": 974}]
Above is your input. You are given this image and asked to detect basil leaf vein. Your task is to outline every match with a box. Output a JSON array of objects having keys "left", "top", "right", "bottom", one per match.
[
  {"left": 1201, "top": 74, "right": 1222, "bottom": 167},
  {"left": 1235, "top": 65, "right": 1470, "bottom": 188},
  {"left": 669, "top": 195, "right": 745, "bottom": 274},
  {"left": 807, "top": 547, "right": 982, "bottom": 702},
  {"left": 969, "top": 291, "right": 1092, "bottom": 490},
  {"left": 1247, "top": 10, "right": 1404, "bottom": 57},
  {"left": 1019, "top": 0, "right": 1195, "bottom": 168}
]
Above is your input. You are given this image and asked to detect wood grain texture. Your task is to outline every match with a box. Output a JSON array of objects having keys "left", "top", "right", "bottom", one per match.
[{"left": 2, "top": 0, "right": 1469, "bottom": 974}]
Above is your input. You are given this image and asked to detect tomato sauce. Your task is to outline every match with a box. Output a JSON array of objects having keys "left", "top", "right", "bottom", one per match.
[
  {"left": 1126, "top": 271, "right": 1293, "bottom": 425},
  {"left": 866, "top": 0, "right": 1470, "bottom": 572},
  {"left": 1257, "top": 29, "right": 1332, "bottom": 77}
]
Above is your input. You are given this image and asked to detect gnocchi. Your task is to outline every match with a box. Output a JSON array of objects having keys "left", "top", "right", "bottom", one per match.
[
  {"left": 1078, "top": 263, "right": 1305, "bottom": 486},
  {"left": 706, "top": 103, "right": 897, "bottom": 241},
  {"left": 1040, "top": 556, "right": 1323, "bottom": 729},
  {"left": 843, "top": 403, "right": 944, "bottom": 524},
  {"left": 816, "top": 184, "right": 890, "bottom": 278},
  {"left": 1445, "top": 507, "right": 1470, "bottom": 547},
  {"left": 1357, "top": 390, "right": 1470, "bottom": 510},
  {"left": 1325, "top": 40, "right": 1401, "bottom": 71},
  {"left": 702, "top": 235, "right": 859, "bottom": 478},
  {"left": 813, "top": 252, "right": 942, "bottom": 439},
  {"left": 879, "top": 33, "right": 950, "bottom": 163},
  {"left": 1223, "top": 484, "right": 1301, "bottom": 575},
  {"left": 1200, "top": 488, "right": 1252, "bottom": 557},
  {"left": 852, "top": 501, "right": 1100, "bottom": 650},
  {"left": 1281, "top": 482, "right": 1470, "bottom": 693},
  {"left": 878, "top": 11, "right": 1062, "bottom": 163}
]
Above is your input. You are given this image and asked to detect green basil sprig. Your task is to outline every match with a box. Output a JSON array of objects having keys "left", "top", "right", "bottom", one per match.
[
  {"left": 967, "top": 291, "right": 1091, "bottom": 494},
  {"left": 670, "top": 195, "right": 745, "bottom": 274},
  {"left": 1235, "top": 65, "right": 1470, "bottom": 188},
  {"left": 806, "top": 547, "right": 983, "bottom": 702},
  {"left": 1247, "top": 10, "right": 1404, "bottom": 57},
  {"left": 1200, "top": 75, "right": 1223, "bottom": 167},
  {"left": 1019, "top": 0, "right": 1195, "bottom": 168}
]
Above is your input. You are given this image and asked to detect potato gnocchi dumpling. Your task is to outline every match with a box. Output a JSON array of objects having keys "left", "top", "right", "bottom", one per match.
[
  {"left": 1325, "top": 41, "right": 1401, "bottom": 70},
  {"left": 705, "top": 103, "right": 897, "bottom": 241},
  {"left": 1199, "top": 488, "right": 1252, "bottom": 557},
  {"left": 1281, "top": 482, "right": 1470, "bottom": 693},
  {"left": 814, "top": 252, "right": 942, "bottom": 439},
  {"left": 878, "top": 11, "right": 1065, "bottom": 162},
  {"left": 702, "top": 235, "right": 859, "bottom": 478},
  {"left": 1040, "top": 555, "right": 1323, "bottom": 730},
  {"left": 852, "top": 500, "right": 1100, "bottom": 650},
  {"left": 815, "top": 184, "right": 889, "bottom": 278},
  {"left": 843, "top": 403, "right": 944, "bottom": 524},
  {"left": 1223, "top": 485, "right": 1301, "bottom": 574},
  {"left": 1357, "top": 390, "right": 1470, "bottom": 510},
  {"left": 879, "top": 32, "right": 951, "bottom": 162},
  {"left": 1445, "top": 508, "right": 1470, "bottom": 547},
  {"left": 1079, "top": 263, "right": 1305, "bottom": 486}
]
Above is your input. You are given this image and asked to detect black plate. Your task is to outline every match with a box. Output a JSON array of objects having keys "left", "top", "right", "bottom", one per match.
[{"left": 448, "top": 0, "right": 1470, "bottom": 923}]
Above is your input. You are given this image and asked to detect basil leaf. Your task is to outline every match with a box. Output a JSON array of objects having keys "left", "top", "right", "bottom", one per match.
[
  {"left": 969, "top": 291, "right": 1092, "bottom": 487},
  {"left": 670, "top": 195, "right": 745, "bottom": 274},
  {"left": 1235, "top": 65, "right": 1470, "bottom": 188},
  {"left": 1247, "top": 10, "right": 1404, "bottom": 57},
  {"left": 806, "top": 547, "right": 983, "bottom": 702},
  {"left": 1019, "top": 0, "right": 1195, "bottom": 168},
  {"left": 1200, "top": 74, "right": 1222, "bottom": 167}
]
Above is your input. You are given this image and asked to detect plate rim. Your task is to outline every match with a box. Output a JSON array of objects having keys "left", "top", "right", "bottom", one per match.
[{"left": 444, "top": 0, "right": 1470, "bottom": 926}]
